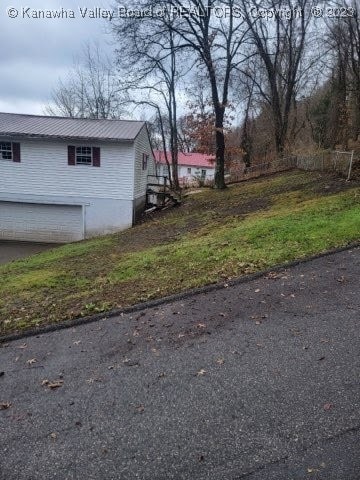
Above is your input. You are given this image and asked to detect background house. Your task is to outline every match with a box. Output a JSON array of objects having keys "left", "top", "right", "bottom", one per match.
[
  {"left": 0, "top": 112, "right": 154, "bottom": 243},
  {"left": 154, "top": 150, "right": 215, "bottom": 186}
]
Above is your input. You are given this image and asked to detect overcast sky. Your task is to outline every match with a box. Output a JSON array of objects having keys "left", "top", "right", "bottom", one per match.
[{"left": 0, "top": 0, "right": 115, "bottom": 114}]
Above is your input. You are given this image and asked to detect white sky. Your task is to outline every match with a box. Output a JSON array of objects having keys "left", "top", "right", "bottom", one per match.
[{"left": 0, "top": 0, "right": 115, "bottom": 114}]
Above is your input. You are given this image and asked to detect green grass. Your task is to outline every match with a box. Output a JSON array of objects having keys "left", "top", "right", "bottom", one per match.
[{"left": 0, "top": 170, "right": 359, "bottom": 335}]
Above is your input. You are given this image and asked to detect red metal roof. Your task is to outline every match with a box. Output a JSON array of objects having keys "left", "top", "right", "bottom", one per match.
[{"left": 154, "top": 150, "right": 215, "bottom": 168}]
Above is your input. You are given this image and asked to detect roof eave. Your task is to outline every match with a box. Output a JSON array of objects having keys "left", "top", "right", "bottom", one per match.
[{"left": 0, "top": 132, "right": 135, "bottom": 143}]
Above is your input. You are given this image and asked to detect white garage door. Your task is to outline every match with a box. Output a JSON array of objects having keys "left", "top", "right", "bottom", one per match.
[{"left": 0, "top": 202, "right": 83, "bottom": 243}]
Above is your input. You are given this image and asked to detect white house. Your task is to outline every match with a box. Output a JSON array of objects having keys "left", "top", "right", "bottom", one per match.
[
  {"left": 0, "top": 112, "right": 155, "bottom": 243},
  {"left": 154, "top": 150, "right": 215, "bottom": 186}
]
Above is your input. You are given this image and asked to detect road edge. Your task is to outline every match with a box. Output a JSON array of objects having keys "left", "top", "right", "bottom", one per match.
[{"left": 1, "top": 241, "right": 359, "bottom": 344}]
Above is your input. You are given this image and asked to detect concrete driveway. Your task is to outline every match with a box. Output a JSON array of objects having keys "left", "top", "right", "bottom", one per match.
[
  {"left": 0, "top": 247, "right": 359, "bottom": 479},
  {"left": 0, "top": 240, "right": 56, "bottom": 265}
]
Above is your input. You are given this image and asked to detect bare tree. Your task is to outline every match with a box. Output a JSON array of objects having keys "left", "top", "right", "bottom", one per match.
[
  {"left": 113, "top": 0, "right": 248, "bottom": 189},
  {"left": 327, "top": 0, "right": 360, "bottom": 143},
  {"left": 112, "top": 7, "right": 188, "bottom": 189},
  {"left": 240, "top": 0, "right": 319, "bottom": 155},
  {"left": 164, "top": 0, "right": 248, "bottom": 188},
  {"left": 46, "top": 42, "right": 126, "bottom": 119}
]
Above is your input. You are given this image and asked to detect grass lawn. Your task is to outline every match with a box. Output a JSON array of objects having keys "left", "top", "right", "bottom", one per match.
[{"left": 1, "top": 170, "right": 359, "bottom": 336}]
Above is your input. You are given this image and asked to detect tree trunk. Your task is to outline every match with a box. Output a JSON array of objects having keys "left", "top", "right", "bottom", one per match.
[{"left": 214, "top": 128, "right": 226, "bottom": 189}]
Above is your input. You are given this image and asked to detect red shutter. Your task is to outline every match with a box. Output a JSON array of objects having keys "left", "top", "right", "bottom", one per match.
[
  {"left": 68, "top": 145, "right": 75, "bottom": 165},
  {"left": 12, "top": 143, "right": 21, "bottom": 162},
  {"left": 92, "top": 147, "right": 100, "bottom": 167}
]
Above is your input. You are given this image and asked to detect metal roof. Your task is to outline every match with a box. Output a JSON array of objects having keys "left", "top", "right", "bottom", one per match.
[
  {"left": 154, "top": 150, "right": 215, "bottom": 168},
  {"left": 0, "top": 112, "right": 145, "bottom": 142}
]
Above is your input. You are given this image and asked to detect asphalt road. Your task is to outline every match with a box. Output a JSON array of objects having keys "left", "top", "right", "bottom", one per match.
[
  {"left": 0, "top": 247, "right": 359, "bottom": 480},
  {"left": 0, "top": 240, "right": 56, "bottom": 265}
]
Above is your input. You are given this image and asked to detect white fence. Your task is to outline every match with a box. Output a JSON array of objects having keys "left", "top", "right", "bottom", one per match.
[
  {"left": 227, "top": 150, "right": 355, "bottom": 185},
  {"left": 296, "top": 151, "right": 354, "bottom": 180}
]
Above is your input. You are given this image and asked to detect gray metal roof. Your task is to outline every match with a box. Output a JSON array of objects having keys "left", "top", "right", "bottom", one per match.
[{"left": 0, "top": 112, "right": 145, "bottom": 142}]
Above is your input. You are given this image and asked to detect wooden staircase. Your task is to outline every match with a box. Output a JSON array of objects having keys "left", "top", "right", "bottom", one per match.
[{"left": 146, "top": 175, "right": 181, "bottom": 208}]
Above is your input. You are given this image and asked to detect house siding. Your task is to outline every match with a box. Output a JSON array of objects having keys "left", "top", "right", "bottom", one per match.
[
  {"left": 159, "top": 163, "right": 215, "bottom": 182},
  {"left": 0, "top": 137, "right": 134, "bottom": 200},
  {"left": 133, "top": 126, "right": 155, "bottom": 200},
  {"left": 0, "top": 136, "right": 137, "bottom": 241}
]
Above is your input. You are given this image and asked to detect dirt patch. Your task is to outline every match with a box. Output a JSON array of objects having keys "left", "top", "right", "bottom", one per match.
[
  {"left": 310, "top": 172, "right": 360, "bottom": 195},
  {"left": 220, "top": 197, "right": 270, "bottom": 216}
]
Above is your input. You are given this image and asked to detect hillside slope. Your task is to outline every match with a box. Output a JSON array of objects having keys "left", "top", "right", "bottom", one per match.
[{"left": 1, "top": 170, "right": 359, "bottom": 335}]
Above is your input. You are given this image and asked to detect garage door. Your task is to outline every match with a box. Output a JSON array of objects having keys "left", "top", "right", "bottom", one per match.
[{"left": 0, "top": 202, "right": 83, "bottom": 243}]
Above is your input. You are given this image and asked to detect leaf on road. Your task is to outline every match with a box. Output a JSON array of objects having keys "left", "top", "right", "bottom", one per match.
[
  {"left": 216, "top": 358, "right": 225, "bottom": 365},
  {"left": 135, "top": 404, "right": 145, "bottom": 414},
  {"left": 42, "top": 379, "right": 64, "bottom": 389},
  {"left": 197, "top": 369, "right": 207, "bottom": 376},
  {"left": 0, "top": 402, "right": 12, "bottom": 410},
  {"left": 323, "top": 403, "right": 333, "bottom": 411},
  {"left": 17, "top": 343, "right": 27, "bottom": 349},
  {"left": 307, "top": 467, "right": 319, "bottom": 473},
  {"left": 50, "top": 432, "right": 57, "bottom": 440},
  {"left": 26, "top": 358, "right": 37, "bottom": 366},
  {"left": 197, "top": 323, "right": 206, "bottom": 329}
]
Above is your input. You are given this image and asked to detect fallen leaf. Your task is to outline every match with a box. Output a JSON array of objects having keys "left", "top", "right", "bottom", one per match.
[
  {"left": 50, "top": 432, "right": 57, "bottom": 440},
  {"left": 123, "top": 358, "right": 139, "bottom": 367},
  {"left": 197, "top": 323, "right": 206, "bottom": 329},
  {"left": 216, "top": 358, "right": 225, "bottom": 365},
  {"left": 26, "top": 358, "right": 37, "bottom": 366},
  {"left": 73, "top": 341, "right": 81, "bottom": 345},
  {"left": 266, "top": 272, "right": 280, "bottom": 279},
  {"left": 0, "top": 402, "right": 12, "bottom": 410},
  {"left": 323, "top": 403, "right": 333, "bottom": 411},
  {"left": 42, "top": 379, "right": 64, "bottom": 389},
  {"left": 197, "top": 369, "right": 207, "bottom": 376},
  {"left": 17, "top": 343, "right": 27, "bottom": 349},
  {"left": 255, "top": 289, "right": 260, "bottom": 293},
  {"left": 135, "top": 404, "right": 145, "bottom": 413}
]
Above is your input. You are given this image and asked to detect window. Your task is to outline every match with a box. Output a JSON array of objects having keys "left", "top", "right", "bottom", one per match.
[
  {"left": 187, "top": 167, "right": 191, "bottom": 174},
  {"left": 201, "top": 169, "right": 206, "bottom": 179},
  {"left": 142, "top": 153, "right": 149, "bottom": 170},
  {"left": 76, "top": 146, "right": 92, "bottom": 165},
  {"left": 0, "top": 142, "right": 12, "bottom": 160}
]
